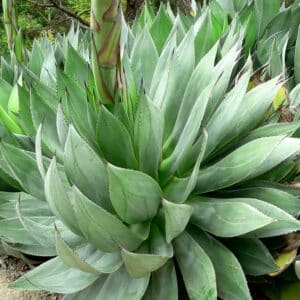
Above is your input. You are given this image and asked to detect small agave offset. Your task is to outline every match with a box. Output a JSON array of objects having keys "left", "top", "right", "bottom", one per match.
[{"left": 0, "top": 1, "right": 300, "bottom": 299}]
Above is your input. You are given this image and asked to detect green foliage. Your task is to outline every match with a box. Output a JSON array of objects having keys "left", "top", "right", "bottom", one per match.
[{"left": 0, "top": 0, "right": 90, "bottom": 56}]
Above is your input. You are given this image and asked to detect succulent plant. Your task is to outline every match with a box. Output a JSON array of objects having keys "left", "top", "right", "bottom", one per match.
[
  {"left": 0, "top": 25, "right": 90, "bottom": 258},
  {"left": 0, "top": 1, "right": 300, "bottom": 299}
]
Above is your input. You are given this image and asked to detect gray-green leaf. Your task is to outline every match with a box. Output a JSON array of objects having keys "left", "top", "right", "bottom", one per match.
[{"left": 108, "top": 164, "right": 162, "bottom": 224}]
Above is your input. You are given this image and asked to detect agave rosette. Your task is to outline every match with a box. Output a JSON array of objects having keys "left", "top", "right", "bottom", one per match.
[
  {"left": 0, "top": 25, "right": 90, "bottom": 257},
  {"left": 0, "top": 2, "right": 299, "bottom": 300}
]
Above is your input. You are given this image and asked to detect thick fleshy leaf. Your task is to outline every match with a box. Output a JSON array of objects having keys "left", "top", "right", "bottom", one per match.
[
  {"left": 255, "top": 0, "right": 281, "bottom": 37},
  {"left": 131, "top": 29, "right": 158, "bottom": 91},
  {"left": 17, "top": 198, "right": 81, "bottom": 248},
  {"left": 64, "top": 125, "right": 111, "bottom": 211},
  {"left": 62, "top": 277, "right": 108, "bottom": 300},
  {"left": 239, "top": 122, "right": 300, "bottom": 145},
  {"left": 204, "top": 68, "right": 250, "bottom": 157},
  {"left": 134, "top": 96, "right": 164, "bottom": 179},
  {"left": 122, "top": 225, "right": 173, "bottom": 278},
  {"left": 10, "top": 257, "right": 98, "bottom": 294},
  {"left": 56, "top": 103, "right": 68, "bottom": 148},
  {"left": 122, "top": 52, "right": 139, "bottom": 122},
  {"left": 203, "top": 42, "right": 241, "bottom": 123},
  {"left": 0, "top": 217, "right": 41, "bottom": 245},
  {"left": 55, "top": 231, "right": 99, "bottom": 274},
  {"left": 96, "top": 266, "right": 149, "bottom": 300},
  {"left": 30, "top": 89, "right": 63, "bottom": 158},
  {"left": 150, "top": 4, "right": 173, "bottom": 53},
  {"left": 45, "top": 158, "right": 81, "bottom": 235},
  {"left": 162, "top": 199, "right": 193, "bottom": 242},
  {"left": 0, "top": 193, "right": 51, "bottom": 218},
  {"left": 0, "top": 97, "right": 23, "bottom": 134},
  {"left": 150, "top": 32, "right": 176, "bottom": 108},
  {"left": 107, "top": 164, "right": 161, "bottom": 224},
  {"left": 188, "top": 197, "right": 273, "bottom": 237},
  {"left": 26, "top": 68, "right": 57, "bottom": 107},
  {"left": 0, "top": 78, "right": 11, "bottom": 109},
  {"left": 208, "top": 197, "right": 300, "bottom": 238},
  {"left": 28, "top": 40, "right": 44, "bottom": 76},
  {"left": 35, "top": 124, "right": 46, "bottom": 179},
  {"left": 189, "top": 227, "right": 251, "bottom": 300},
  {"left": 97, "top": 106, "right": 137, "bottom": 169},
  {"left": 16, "top": 202, "right": 53, "bottom": 249},
  {"left": 174, "top": 231, "right": 217, "bottom": 300},
  {"left": 205, "top": 78, "right": 279, "bottom": 160},
  {"left": 165, "top": 43, "right": 218, "bottom": 150},
  {"left": 56, "top": 233, "right": 122, "bottom": 275},
  {"left": 57, "top": 70, "right": 96, "bottom": 149},
  {"left": 161, "top": 29, "right": 195, "bottom": 138},
  {"left": 71, "top": 186, "right": 142, "bottom": 252},
  {"left": 163, "top": 130, "right": 208, "bottom": 203},
  {"left": 143, "top": 260, "right": 178, "bottom": 300},
  {"left": 219, "top": 187, "right": 300, "bottom": 216},
  {"left": 17, "top": 85, "right": 35, "bottom": 136},
  {"left": 129, "top": 222, "right": 151, "bottom": 241},
  {"left": 65, "top": 43, "right": 90, "bottom": 86},
  {"left": 0, "top": 143, "right": 45, "bottom": 200},
  {"left": 196, "top": 136, "right": 300, "bottom": 193},
  {"left": 195, "top": 11, "right": 221, "bottom": 61},
  {"left": 225, "top": 238, "right": 279, "bottom": 276},
  {"left": 160, "top": 84, "right": 213, "bottom": 181}
]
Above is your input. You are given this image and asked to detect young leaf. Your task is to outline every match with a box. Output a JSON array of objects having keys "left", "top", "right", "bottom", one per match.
[
  {"left": 64, "top": 125, "right": 112, "bottom": 212},
  {"left": 162, "top": 199, "right": 193, "bottom": 242},
  {"left": 134, "top": 96, "right": 164, "bottom": 179},
  {"left": 150, "top": 4, "right": 173, "bottom": 54},
  {"left": 97, "top": 106, "right": 137, "bottom": 169},
  {"left": 130, "top": 29, "right": 158, "bottom": 92},
  {"left": 107, "top": 164, "right": 162, "bottom": 224},
  {"left": 161, "top": 29, "right": 195, "bottom": 138},
  {"left": 122, "top": 225, "right": 173, "bottom": 278}
]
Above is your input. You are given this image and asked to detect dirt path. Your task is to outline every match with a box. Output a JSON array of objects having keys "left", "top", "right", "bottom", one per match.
[{"left": 0, "top": 255, "right": 61, "bottom": 300}]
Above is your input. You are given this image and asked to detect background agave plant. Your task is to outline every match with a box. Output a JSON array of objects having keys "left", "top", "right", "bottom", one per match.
[
  {"left": 0, "top": 24, "right": 90, "bottom": 258},
  {"left": 0, "top": 1, "right": 299, "bottom": 299}
]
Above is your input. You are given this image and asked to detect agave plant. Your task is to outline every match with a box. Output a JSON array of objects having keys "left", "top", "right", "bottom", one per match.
[
  {"left": 0, "top": 24, "right": 90, "bottom": 258},
  {"left": 0, "top": 1, "right": 300, "bottom": 299},
  {"left": 198, "top": 0, "right": 300, "bottom": 97}
]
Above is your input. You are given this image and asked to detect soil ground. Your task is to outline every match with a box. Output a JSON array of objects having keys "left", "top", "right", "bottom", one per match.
[{"left": 0, "top": 255, "right": 61, "bottom": 300}]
